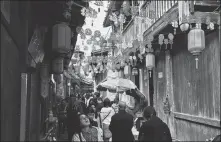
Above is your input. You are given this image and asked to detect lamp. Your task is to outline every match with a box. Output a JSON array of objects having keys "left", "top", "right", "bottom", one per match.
[
  {"left": 124, "top": 65, "right": 130, "bottom": 77},
  {"left": 145, "top": 48, "right": 155, "bottom": 78},
  {"left": 132, "top": 67, "right": 138, "bottom": 76},
  {"left": 188, "top": 23, "right": 205, "bottom": 69},
  {"left": 52, "top": 23, "right": 71, "bottom": 54}
]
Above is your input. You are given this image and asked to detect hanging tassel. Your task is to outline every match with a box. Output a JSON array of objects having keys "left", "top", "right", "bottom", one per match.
[
  {"left": 195, "top": 56, "right": 199, "bottom": 69},
  {"left": 149, "top": 70, "right": 152, "bottom": 78},
  {"left": 174, "top": 28, "right": 176, "bottom": 35},
  {"left": 98, "top": 7, "right": 100, "bottom": 12}
]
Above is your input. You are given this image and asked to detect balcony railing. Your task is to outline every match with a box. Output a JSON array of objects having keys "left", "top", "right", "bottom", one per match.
[{"left": 122, "top": 0, "right": 178, "bottom": 46}]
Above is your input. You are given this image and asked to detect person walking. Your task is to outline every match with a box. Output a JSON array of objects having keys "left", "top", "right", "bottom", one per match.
[
  {"left": 111, "top": 96, "right": 119, "bottom": 114},
  {"left": 109, "top": 101, "right": 134, "bottom": 142},
  {"left": 72, "top": 113, "right": 103, "bottom": 142},
  {"left": 87, "top": 106, "right": 98, "bottom": 127},
  {"left": 100, "top": 98, "right": 115, "bottom": 142},
  {"left": 67, "top": 95, "right": 85, "bottom": 141},
  {"left": 138, "top": 106, "right": 172, "bottom": 141}
]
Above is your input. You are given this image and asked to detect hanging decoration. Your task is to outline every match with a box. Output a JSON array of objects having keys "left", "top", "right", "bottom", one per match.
[
  {"left": 188, "top": 23, "right": 205, "bottom": 69},
  {"left": 52, "top": 23, "right": 71, "bottom": 54},
  {"left": 85, "top": 28, "right": 92, "bottom": 36},
  {"left": 80, "top": 33, "right": 86, "bottom": 39},
  {"left": 131, "top": 5, "right": 139, "bottom": 16},
  {"left": 81, "top": 7, "right": 98, "bottom": 18},
  {"left": 158, "top": 34, "right": 164, "bottom": 50},
  {"left": 171, "top": 20, "right": 178, "bottom": 35},
  {"left": 86, "top": 39, "right": 92, "bottom": 45},
  {"left": 178, "top": 1, "right": 190, "bottom": 32},
  {"left": 94, "top": 1, "right": 103, "bottom": 12},
  {"left": 75, "top": 45, "right": 80, "bottom": 51},
  {"left": 164, "top": 39, "right": 169, "bottom": 50},
  {"left": 122, "top": 1, "right": 131, "bottom": 16},
  {"left": 76, "top": 26, "right": 83, "bottom": 34},
  {"left": 168, "top": 33, "right": 174, "bottom": 49},
  {"left": 145, "top": 35, "right": 155, "bottom": 78},
  {"left": 94, "top": 30, "right": 101, "bottom": 37},
  {"left": 205, "top": 16, "right": 215, "bottom": 30}
]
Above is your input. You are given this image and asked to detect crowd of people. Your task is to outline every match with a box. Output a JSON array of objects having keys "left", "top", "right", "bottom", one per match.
[{"left": 56, "top": 92, "right": 174, "bottom": 142}]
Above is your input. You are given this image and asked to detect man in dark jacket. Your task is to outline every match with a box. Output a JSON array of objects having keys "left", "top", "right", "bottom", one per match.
[
  {"left": 138, "top": 106, "right": 172, "bottom": 141},
  {"left": 109, "top": 101, "right": 134, "bottom": 141}
]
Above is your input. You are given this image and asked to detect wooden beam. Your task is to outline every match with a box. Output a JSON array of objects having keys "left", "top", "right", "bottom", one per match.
[
  {"left": 143, "top": 3, "right": 178, "bottom": 40},
  {"left": 188, "top": 11, "right": 220, "bottom": 24},
  {"left": 174, "top": 112, "right": 220, "bottom": 128}
]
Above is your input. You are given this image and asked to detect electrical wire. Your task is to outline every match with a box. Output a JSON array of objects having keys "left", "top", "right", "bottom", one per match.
[{"left": 72, "top": 1, "right": 85, "bottom": 8}]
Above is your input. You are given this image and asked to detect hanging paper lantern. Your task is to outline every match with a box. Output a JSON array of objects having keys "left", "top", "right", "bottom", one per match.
[
  {"left": 180, "top": 23, "right": 189, "bottom": 32},
  {"left": 76, "top": 26, "right": 83, "bottom": 34},
  {"left": 146, "top": 52, "right": 155, "bottom": 77},
  {"left": 52, "top": 57, "right": 64, "bottom": 74},
  {"left": 80, "top": 33, "right": 86, "bottom": 39},
  {"left": 86, "top": 39, "right": 92, "bottom": 45},
  {"left": 94, "top": 1, "right": 103, "bottom": 12},
  {"left": 81, "top": 7, "right": 87, "bottom": 16},
  {"left": 94, "top": 30, "right": 101, "bottom": 37},
  {"left": 75, "top": 45, "right": 80, "bottom": 51},
  {"left": 132, "top": 67, "right": 138, "bottom": 76},
  {"left": 146, "top": 53, "right": 155, "bottom": 70},
  {"left": 188, "top": 26, "right": 205, "bottom": 69},
  {"left": 122, "top": 1, "right": 130, "bottom": 16},
  {"left": 131, "top": 6, "right": 139, "bottom": 16},
  {"left": 85, "top": 28, "right": 92, "bottom": 36},
  {"left": 74, "top": 53, "right": 78, "bottom": 58},
  {"left": 52, "top": 23, "right": 71, "bottom": 54},
  {"left": 124, "top": 65, "right": 130, "bottom": 76}
]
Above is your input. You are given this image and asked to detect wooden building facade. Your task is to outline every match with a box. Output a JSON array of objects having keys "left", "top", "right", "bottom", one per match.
[
  {"left": 1, "top": 0, "right": 87, "bottom": 141},
  {"left": 103, "top": 0, "right": 220, "bottom": 141}
]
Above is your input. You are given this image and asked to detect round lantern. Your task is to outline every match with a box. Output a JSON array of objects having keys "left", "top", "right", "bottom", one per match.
[
  {"left": 52, "top": 23, "right": 71, "bottom": 54},
  {"left": 146, "top": 53, "right": 155, "bottom": 77},
  {"left": 188, "top": 27, "right": 205, "bottom": 69},
  {"left": 180, "top": 23, "right": 189, "bottom": 32},
  {"left": 52, "top": 57, "right": 64, "bottom": 74},
  {"left": 132, "top": 67, "right": 138, "bottom": 76}
]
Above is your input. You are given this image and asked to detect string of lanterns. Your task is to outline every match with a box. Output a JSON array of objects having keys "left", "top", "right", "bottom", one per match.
[{"left": 78, "top": 0, "right": 220, "bottom": 78}]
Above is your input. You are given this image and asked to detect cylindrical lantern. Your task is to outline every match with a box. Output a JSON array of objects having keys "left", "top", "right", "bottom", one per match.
[
  {"left": 146, "top": 53, "right": 155, "bottom": 69},
  {"left": 188, "top": 28, "right": 205, "bottom": 69},
  {"left": 146, "top": 53, "right": 155, "bottom": 77},
  {"left": 124, "top": 65, "right": 129, "bottom": 76},
  {"left": 52, "top": 57, "right": 64, "bottom": 74},
  {"left": 132, "top": 67, "right": 138, "bottom": 76},
  {"left": 52, "top": 23, "right": 71, "bottom": 54}
]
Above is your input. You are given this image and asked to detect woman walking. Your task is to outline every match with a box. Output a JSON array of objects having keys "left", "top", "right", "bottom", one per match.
[
  {"left": 72, "top": 113, "right": 103, "bottom": 142},
  {"left": 100, "top": 98, "right": 115, "bottom": 142}
]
